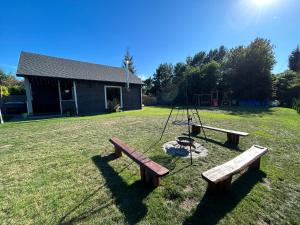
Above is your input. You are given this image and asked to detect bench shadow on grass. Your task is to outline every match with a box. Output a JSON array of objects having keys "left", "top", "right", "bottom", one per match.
[
  {"left": 58, "top": 154, "right": 154, "bottom": 225},
  {"left": 58, "top": 184, "right": 109, "bottom": 225},
  {"left": 195, "top": 106, "right": 273, "bottom": 116},
  {"left": 182, "top": 133, "right": 243, "bottom": 152},
  {"left": 91, "top": 154, "right": 154, "bottom": 225},
  {"left": 183, "top": 169, "right": 266, "bottom": 225}
]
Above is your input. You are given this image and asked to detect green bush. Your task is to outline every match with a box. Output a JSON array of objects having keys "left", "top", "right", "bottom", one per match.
[{"left": 9, "top": 85, "right": 25, "bottom": 95}]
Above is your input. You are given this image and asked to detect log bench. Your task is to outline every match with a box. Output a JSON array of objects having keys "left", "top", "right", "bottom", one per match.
[
  {"left": 201, "top": 145, "right": 268, "bottom": 193},
  {"left": 192, "top": 124, "right": 249, "bottom": 145},
  {"left": 109, "top": 137, "right": 169, "bottom": 187}
]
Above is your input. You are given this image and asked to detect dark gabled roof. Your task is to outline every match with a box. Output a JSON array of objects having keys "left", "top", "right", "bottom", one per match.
[{"left": 16, "top": 51, "right": 143, "bottom": 84}]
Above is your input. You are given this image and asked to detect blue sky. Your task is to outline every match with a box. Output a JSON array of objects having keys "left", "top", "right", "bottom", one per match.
[{"left": 0, "top": 0, "right": 299, "bottom": 80}]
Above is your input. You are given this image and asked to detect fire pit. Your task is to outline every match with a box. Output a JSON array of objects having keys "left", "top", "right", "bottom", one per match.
[
  {"left": 162, "top": 139, "right": 208, "bottom": 158},
  {"left": 176, "top": 136, "right": 195, "bottom": 147}
]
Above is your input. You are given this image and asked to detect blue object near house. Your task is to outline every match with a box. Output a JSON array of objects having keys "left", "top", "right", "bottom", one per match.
[{"left": 239, "top": 100, "right": 269, "bottom": 107}]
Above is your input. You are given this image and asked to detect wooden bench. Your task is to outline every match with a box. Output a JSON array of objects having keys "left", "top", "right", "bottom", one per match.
[
  {"left": 202, "top": 145, "right": 268, "bottom": 193},
  {"left": 192, "top": 124, "right": 249, "bottom": 145},
  {"left": 109, "top": 137, "right": 169, "bottom": 187}
]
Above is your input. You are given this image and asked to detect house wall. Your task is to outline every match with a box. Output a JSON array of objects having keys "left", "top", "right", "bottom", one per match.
[
  {"left": 122, "top": 84, "right": 142, "bottom": 110},
  {"left": 76, "top": 80, "right": 142, "bottom": 115},
  {"left": 20, "top": 76, "right": 141, "bottom": 115},
  {"left": 76, "top": 80, "right": 105, "bottom": 114}
]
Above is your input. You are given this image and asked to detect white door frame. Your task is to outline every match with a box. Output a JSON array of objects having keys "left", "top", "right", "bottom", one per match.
[{"left": 104, "top": 85, "right": 123, "bottom": 109}]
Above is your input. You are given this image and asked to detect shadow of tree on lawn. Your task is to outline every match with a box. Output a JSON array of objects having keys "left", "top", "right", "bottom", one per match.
[{"left": 183, "top": 170, "right": 266, "bottom": 225}]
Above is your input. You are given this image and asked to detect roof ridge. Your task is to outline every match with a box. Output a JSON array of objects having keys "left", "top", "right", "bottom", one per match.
[
  {"left": 20, "top": 51, "right": 126, "bottom": 71},
  {"left": 17, "top": 51, "right": 143, "bottom": 84}
]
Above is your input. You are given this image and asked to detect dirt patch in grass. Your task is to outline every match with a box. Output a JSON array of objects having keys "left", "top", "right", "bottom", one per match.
[
  {"left": 180, "top": 198, "right": 198, "bottom": 211},
  {"left": 262, "top": 178, "right": 272, "bottom": 190},
  {"left": 183, "top": 185, "right": 193, "bottom": 193}
]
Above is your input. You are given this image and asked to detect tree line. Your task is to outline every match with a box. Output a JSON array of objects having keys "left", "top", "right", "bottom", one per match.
[
  {"left": 143, "top": 38, "right": 300, "bottom": 107},
  {"left": 0, "top": 70, "right": 25, "bottom": 123}
]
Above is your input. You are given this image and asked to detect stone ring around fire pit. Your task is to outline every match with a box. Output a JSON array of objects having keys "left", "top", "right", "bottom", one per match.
[{"left": 162, "top": 139, "right": 208, "bottom": 158}]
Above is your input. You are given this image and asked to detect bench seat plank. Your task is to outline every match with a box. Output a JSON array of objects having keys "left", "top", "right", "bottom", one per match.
[
  {"left": 202, "top": 145, "right": 268, "bottom": 184},
  {"left": 109, "top": 137, "right": 169, "bottom": 177},
  {"left": 194, "top": 124, "right": 249, "bottom": 136}
]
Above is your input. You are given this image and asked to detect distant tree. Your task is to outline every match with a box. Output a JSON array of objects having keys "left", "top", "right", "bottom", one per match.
[
  {"left": 223, "top": 38, "right": 275, "bottom": 100},
  {"left": 186, "top": 60, "right": 221, "bottom": 95},
  {"left": 289, "top": 45, "right": 300, "bottom": 72},
  {"left": 222, "top": 46, "right": 246, "bottom": 98},
  {"left": 204, "top": 49, "right": 218, "bottom": 63},
  {"left": 143, "top": 76, "right": 155, "bottom": 96},
  {"left": 0, "top": 70, "right": 9, "bottom": 124},
  {"left": 152, "top": 63, "right": 174, "bottom": 102},
  {"left": 273, "top": 70, "right": 300, "bottom": 106},
  {"left": 153, "top": 63, "right": 174, "bottom": 92},
  {"left": 203, "top": 46, "right": 227, "bottom": 64},
  {"left": 1, "top": 73, "right": 24, "bottom": 95},
  {"left": 190, "top": 51, "right": 206, "bottom": 67},
  {"left": 122, "top": 48, "right": 136, "bottom": 74},
  {"left": 202, "top": 60, "right": 221, "bottom": 90},
  {"left": 0, "top": 69, "right": 25, "bottom": 123},
  {"left": 186, "top": 56, "right": 193, "bottom": 66},
  {"left": 149, "top": 39, "right": 276, "bottom": 105},
  {"left": 0, "top": 69, "right": 7, "bottom": 83},
  {"left": 173, "top": 62, "right": 187, "bottom": 84},
  {"left": 215, "top": 45, "right": 227, "bottom": 62}
]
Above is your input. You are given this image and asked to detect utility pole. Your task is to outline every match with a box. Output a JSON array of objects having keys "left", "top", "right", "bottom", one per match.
[{"left": 125, "top": 60, "right": 130, "bottom": 91}]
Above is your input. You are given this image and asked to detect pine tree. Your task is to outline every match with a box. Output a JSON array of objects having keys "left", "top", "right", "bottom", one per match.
[
  {"left": 289, "top": 45, "right": 300, "bottom": 72},
  {"left": 122, "top": 48, "right": 136, "bottom": 74}
]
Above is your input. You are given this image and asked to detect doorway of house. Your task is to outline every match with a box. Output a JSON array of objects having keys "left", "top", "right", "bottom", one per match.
[
  {"left": 31, "top": 78, "right": 60, "bottom": 114},
  {"left": 105, "top": 86, "right": 122, "bottom": 109}
]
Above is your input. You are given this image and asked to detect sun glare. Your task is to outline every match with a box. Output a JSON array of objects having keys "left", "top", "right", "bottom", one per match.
[{"left": 252, "top": 0, "right": 274, "bottom": 7}]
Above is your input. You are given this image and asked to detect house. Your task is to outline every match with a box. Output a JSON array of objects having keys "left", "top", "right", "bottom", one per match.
[{"left": 16, "top": 52, "right": 143, "bottom": 115}]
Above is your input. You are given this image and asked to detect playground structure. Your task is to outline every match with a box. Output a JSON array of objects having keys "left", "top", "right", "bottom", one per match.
[{"left": 193, "top": 90, "right": 219, "bottom": 107}]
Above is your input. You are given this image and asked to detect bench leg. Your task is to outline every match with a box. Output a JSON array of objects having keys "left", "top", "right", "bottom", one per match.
[
  {"left": 249, "top": 158, "right": 261, "bottom": 170},
  {"left": 207, "top": 177, "right": 232, "bottom": 194},
  {"left": 192, "top": 125, "right": 201, "bottom": 135},
  {"left": 140, "top": 166, "right": 146, "bottom": 181},
  {"left": 152, "top": 176, "right": 160, "bottom": 187},
  {"left": 140, "top": 166, "right": 161, "bottom": 187},
  {"left": 140, "top": 167, "right": 151, "bottom": 183},
  {"left": 227, "top": 133, "right": 240, "bottom": 146},
  {"left": 114, "top": 146, "right": 122, "bottom": 157}
]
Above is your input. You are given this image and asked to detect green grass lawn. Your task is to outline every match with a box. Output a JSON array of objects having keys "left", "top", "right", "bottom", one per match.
[{"left": 0, "top": 106, "right": 299, "bottom": 225}]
